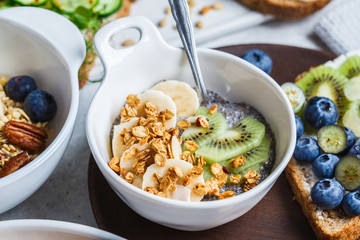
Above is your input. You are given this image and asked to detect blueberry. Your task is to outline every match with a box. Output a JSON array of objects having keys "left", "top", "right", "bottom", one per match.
[
  {"left": 24, "top": 90, "right": 57, "bottom": 123},
  {"left": 312, "top": 153, "right": 340, "bottom": 178},
  {"left": 293, "top": 136, "right": 320, "bottom": 163},
  {"left": 241, "top": 49, "right": 272, "bottom": 74},
  {"left": 304, "top": 97, "right": 338, "bottom": 129},
  {"left": 5, "top": 75, "right": 37, "bottom": 102},
  {"left": 294, "top": 114, "right": 304, "bottom": 139},
  {"left": 342, "top": 191, "right": 360, "bottom": 216},
  {"left": 349, "top": 138, "right": 360, "bottom": 159},
  {"left": 311, "top": 178, "right": 344, "bottom": 209}
]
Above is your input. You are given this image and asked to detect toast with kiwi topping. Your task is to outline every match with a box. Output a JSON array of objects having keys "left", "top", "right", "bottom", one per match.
[
  {"left": 237, "top": 0, "right": 331, "bottom": 19},
  {"left": 285, "top": 51, "right": 360, "bottom": 239}
]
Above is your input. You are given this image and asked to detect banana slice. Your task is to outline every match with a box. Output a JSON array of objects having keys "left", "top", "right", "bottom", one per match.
[
  {"left": 171, "top": 136, "right": 182, "bottom": 159},
  {"left": 120, "top": 143, "right": 149, "bottom": 171},
  {"left": 120, "top": 143, "right": 149, "bottom": 189},
  {"left": 151, "top": 80, "right": 200, "bottom": 118},
  {"left": 136, "top": 90, "right": 177, "bottom": 129},
  {"left": 142, "top": 159, "right": 205, "bottom": 202},
  {"left": 112, "top": 117, "right": 139, "bottom": 158}
]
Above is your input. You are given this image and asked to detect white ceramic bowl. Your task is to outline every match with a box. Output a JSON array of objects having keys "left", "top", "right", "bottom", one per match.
[
  {"left": 87, "top": 16, "right": 296, "bottom": 231},
  {"left": 0, "top": 219, "right": 124, "bottom": 240},
  {"left": 0, "top": 7, "right": 85, "bottom": 213}
]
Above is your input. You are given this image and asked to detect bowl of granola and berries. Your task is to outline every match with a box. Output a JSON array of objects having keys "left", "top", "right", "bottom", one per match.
[
  {"left": 87, "top": 17, "right": 296, "bottom": 230},
  {"left": 0, "top": 8, "right": 85, "bottom": 213}
]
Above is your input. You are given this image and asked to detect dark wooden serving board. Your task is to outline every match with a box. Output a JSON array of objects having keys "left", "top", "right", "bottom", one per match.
[{"left": 88, "top": 44, "right": 336, "bottom": 240}]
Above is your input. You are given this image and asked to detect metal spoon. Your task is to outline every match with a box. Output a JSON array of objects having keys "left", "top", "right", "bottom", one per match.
[{"left": 168, "top": 0, "right": 209, "bottom": 103}]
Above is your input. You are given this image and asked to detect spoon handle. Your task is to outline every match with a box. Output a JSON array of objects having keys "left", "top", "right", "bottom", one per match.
[{"left": 168, "top": 0, "right": 208, "bottom": 102}]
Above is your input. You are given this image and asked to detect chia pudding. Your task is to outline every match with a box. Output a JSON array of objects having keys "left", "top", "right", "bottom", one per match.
[{"left": 108, "top": 80, "right": 276, "bottom": 202}]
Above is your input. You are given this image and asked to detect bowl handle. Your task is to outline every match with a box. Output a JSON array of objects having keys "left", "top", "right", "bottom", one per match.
[
  {"left": 94, "top": 16, "right": 171, "bottom": 68},
  {"left": 0, "top": 7, "right": 86, "bottom": 71}
]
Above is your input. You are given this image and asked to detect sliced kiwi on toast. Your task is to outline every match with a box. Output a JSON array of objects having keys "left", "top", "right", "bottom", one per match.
[
  {"left": 295, "top": 66, "right": 349, "bottom": 117},
  {"left": 281, "top": 82, "right": 306, "bottom": 113},
  {"left": 338, "top": 55, "right": 360, "bottom": 101},
  {"left": 335, "top": 155, "right": 360, "bottom": 191},
  {"left": 342, "top": 99, "right": 360, "bottom": 137},
  {"left": 195, "top": 116, "right": 265, "bottom": 164},
  {"left": 339, "top": 55, "right": 360, "bottom": 79},
  {"left": 181, "top": 107, "right": 227, "bottom": 147},
  {"left": 317, "top": 125, "right": 347, "bottom": 154},
  {"left": 343, "top": 76, "right": 360, "bottom": 101}
]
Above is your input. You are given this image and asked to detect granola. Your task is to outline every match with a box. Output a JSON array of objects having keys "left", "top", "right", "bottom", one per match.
[
  {"left": 229, "top": 156, "right": 246, "bottom": 169},
  {"left": 109, "top": 80, "right": 275, "bottom": 202},
  {"left": 184, "top": 140, "right": 198, "bottom": 151},
  {"left": 0, "top": 76, "right": 51, "bottom": 178}
]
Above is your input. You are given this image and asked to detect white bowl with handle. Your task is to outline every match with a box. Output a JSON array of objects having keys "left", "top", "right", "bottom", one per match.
[
  {"left": 0, "top": 7, "right": 85, "bottom": 214},
  {"left": 87, "top": 16, "right": 296, "bottom": 231}
]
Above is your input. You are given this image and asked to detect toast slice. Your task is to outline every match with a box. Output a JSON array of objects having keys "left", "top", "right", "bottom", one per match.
[
  {"left": 237, "top": 0, "right": 331, "bottom": 19},
  {"left": 285, "top": 158, "right": 360, "bottom": 240}
]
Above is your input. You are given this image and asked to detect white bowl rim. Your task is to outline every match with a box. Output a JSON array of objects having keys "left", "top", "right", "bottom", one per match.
[
  {"left": 0, "top": 219, "right": 123, "bottom": 239},
  {"left": 0, "top": 11, "right": 80, "bottom": 187},
  {"left": 87, "top": 43, "right": 297, "bottom": 209}
]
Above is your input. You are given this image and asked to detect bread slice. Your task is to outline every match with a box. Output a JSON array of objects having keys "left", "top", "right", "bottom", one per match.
[
  {"left": 285, "top": 158, "right": 360, "bottom": 240},
  {"left": 78, "top": 0, "right": 133, "bottom": 88},
  {"left": 237, "top": 0, "right": 331, "bottom": 19}
]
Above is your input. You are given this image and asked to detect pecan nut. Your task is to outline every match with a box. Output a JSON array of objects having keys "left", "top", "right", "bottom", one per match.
[
  {"left": 4, "top": 121, "right": 48, "bottom": 153},
  {"left": 0, "top": 151, "right": 30, "bottom": 178}
]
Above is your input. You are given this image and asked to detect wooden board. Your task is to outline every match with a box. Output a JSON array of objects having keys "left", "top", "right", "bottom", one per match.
[{"left": 88, "top": 44, "right": 336, "bottom": 240}]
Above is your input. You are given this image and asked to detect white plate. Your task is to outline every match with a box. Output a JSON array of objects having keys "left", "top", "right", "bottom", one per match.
[
  {"left": 0, "top": 219, "right": 124, "bottom": 240},
  {"left": 130, "top": 0, "right": 272, "bottom": 46}
]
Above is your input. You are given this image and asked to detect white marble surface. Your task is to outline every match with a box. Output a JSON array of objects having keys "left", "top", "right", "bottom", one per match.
[{"left": 0, "top": 0, "right": 344, "bottom": 232}]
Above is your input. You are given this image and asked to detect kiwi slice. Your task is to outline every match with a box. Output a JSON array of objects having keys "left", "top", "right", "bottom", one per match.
[
  {"left": 338, "top": 55, "right": 360, "bottom": 101},
  {"left": 335, "top": 155, "right": 360, "bottom": 191},
  {"left": 202, "top": 136, "right": 271, "bottom": 181},
  {"left": 339, "top": 55, "right": 360, "bottom": 79},
  {"left": 342, "top": 99, "right": 360, "bottom": 137},
  {"left": 202, "top": 164, "right": 214, "bottom": 181},
  {"left": 195, "top": 116, "right": 265, "bottom": 164},
  {"left": 317, "top": 125, "right": 347, "bottom": 154},
  {"left": 295, "top": 66, "right": 349, "bottom": 117},
  {"left": 181, "top": 107, "right": 227, "bottom": 147},
  {"left": 343, "top": 76, "right": 360, "bottom": 101},
  {"left": 281, "top": 82, "right": 306, "bottom": 113},
  {"left": 224, "top": 136, "right": 271, "bottom": 175}
]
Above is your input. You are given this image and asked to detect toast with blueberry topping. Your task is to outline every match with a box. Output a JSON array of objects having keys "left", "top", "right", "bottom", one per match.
[
  {"left": 283, "top": 50, "right": 360, "bottom": 239},
  {"left": 285, "top": 159, "right": 360, "bottom": 240}
]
